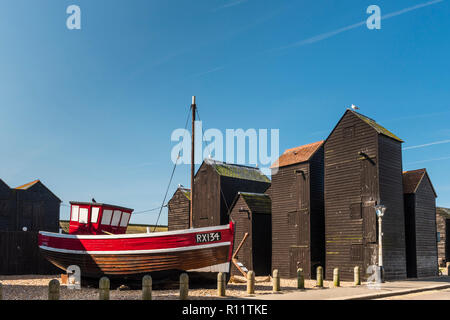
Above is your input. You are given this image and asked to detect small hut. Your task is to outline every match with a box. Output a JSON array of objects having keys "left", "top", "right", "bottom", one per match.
[
  {"left": 14, "top": 180, "right": 61, "bottom": 232},
  {"left": 229, "top": 192, "right": 271, "bottom": 276},
  {"left": 192, "top": 159, "right": 271, "bottom": 228},
  {"left": 403, "top": 169, "right": 438, "bottom": 277},
  {"left": 0, "top": 179, "right": 61, "bottom": 275},
  {"left": 436, "top": 207, "right": 450, "bottom": 267},
  {"left": 324, "top": 110, "right": 407, "bottom": 281},
  {"left": 270, "top": 141, "right": 324, "bottom": 278},
  {"left": 168, "top": 187, "right": 190, "bottom": 231}
]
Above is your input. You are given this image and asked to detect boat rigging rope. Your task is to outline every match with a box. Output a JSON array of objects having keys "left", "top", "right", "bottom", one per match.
[{"left": 152, "top": 105, "right": 192, "bottom": 231}]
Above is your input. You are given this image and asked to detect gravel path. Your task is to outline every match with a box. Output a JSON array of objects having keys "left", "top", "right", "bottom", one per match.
[{"left": 0, "top": 274, "right": 356, "bottom": 300}]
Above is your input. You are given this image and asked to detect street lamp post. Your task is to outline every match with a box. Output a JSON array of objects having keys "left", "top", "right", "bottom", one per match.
[{"left": 375, "top": 204, "right": 387, "bottom": 283}]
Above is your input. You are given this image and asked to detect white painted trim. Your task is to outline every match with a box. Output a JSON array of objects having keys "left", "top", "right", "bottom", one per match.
[
  {"left": 39, "top": 241, "right": 231, "bottom": 255},
  {"left": 39, "top": 224, "right": 230, "bottom": 240}
]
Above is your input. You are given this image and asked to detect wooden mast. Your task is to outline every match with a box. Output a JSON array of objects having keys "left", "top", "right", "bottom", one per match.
[{"left": 190, "top": 96, "right": 196, "bottom": 228}]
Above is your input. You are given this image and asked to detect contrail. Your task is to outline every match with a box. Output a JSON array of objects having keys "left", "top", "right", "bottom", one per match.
[
  {"left": 403, "top": 139, "right": 450, "bottom": 150},
  {"left": 272, "top": 0, "right": 444, "bottom": 51},
  {"left": 213, "top": 0, "right": 248, "bottom": 12},
  {"left": 406, "top": 155, "right": 450, "bottom": 165}
]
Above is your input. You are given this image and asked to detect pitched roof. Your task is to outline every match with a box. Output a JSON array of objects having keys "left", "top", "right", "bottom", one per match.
[
  {"left": 270, "top": 141, "right": 323, "bottom": 169},
  {"left": 0, "top": 179, "right": 9, "bottom": 189},
  {"left": 437, "top": 207, "right": 450, "bottom": 219},
  {"left": 15, "top": 180, "right": 62, "bottom": 202},
  {"left": 236, "top": 192, "right": 271, "bottom": 215},
  {"left": 204, "top": 159, "right": 270, "bottom": 183},
  {"left": 351, "top": 110, "right": 403, "bottom": 142},
  {"left": 403, "top": 168, "right": 437, "bottom": 197},
  {"left": 179, "top": 187, "right": 191, "bottom": 200},
  {"left": 15, "top": 179, "right": 40, "bottom": 190}
]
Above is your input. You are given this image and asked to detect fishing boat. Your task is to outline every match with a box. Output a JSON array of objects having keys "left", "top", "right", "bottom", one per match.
[{"left": 38, "top": 97, "right": 236, "bottom": 279}]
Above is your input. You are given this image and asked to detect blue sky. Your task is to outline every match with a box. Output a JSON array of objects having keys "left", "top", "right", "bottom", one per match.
[{"left": 0, "top": 0, "right": 449, "bottom": 225}]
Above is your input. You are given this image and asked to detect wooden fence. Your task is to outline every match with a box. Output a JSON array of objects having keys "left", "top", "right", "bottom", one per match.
[{"left": 0, "top": 231, "right": 60, "bottom": 275}]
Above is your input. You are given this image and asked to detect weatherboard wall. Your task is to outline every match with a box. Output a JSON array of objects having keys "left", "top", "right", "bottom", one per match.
[
  {"left": 271, "top": 146, "right": 324, "bottom": 279},
  {"left": 168, "top": 188, "right": 190, "bottom": 231},
  {"left": 229, "top": 195, "right": 271, "bottom": 276},
  {"left": 324, "top": 110, "right": 407, "bottom": 281},
  {"left": 404, "top": 174, "right": 438, "bottom": 278},
  {"left": 192, "top": 161, "right": 270, "bottom": 228}
]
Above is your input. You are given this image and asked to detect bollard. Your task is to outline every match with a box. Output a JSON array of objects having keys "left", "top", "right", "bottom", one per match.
[
  {"left": 99, "top": 277, "right": 110, "bottom": 300},
  {"left": 333, "top": 268, "right": 340, "bottom": 287},
  {"left": 217, "top": 272, "right": 226, "bottom": 297},
  {"left": 247, "top": 271, "right": 255, "bottom": 294},
  {"left": 354, "top": 266, "right": 361, "bottom": 286},
  {"left": 48, "top": 279, "right": 60, "bottom": 300},
  {"left": 0, "top": 282, "right": 3, "bottom": 300},
  {"left": 179, "top": 273, "right": 189, "bottom": 300},
  {"left": 297, "top": 268, "right": 304, "bottom": 290},
  {"left": 316, "top": 266, "right": 323, "bottom": 288},
  {"left": 142, "top": 275, "right": 152, "bottom": 300},
  {"left": 273, "top": 269, "right": 280, "bottom": 292}
]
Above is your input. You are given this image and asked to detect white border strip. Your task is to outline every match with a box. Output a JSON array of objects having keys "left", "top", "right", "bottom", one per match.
[
  {"left": 39, "top": 224, "right": 230, "bottom": 240},
  {"left": 39, "top": 241, "right": 231, "bottom": 255}
]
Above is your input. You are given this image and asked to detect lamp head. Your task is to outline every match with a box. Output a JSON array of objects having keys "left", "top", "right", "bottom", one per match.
[{"left": 375, "top": 204, "right": 386, "bottom": 217}]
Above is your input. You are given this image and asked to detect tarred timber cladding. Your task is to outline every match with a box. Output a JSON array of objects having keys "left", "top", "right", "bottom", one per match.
[
  {"left": 436, "top": 207, "right": 450, "bottom": 266},
  {"left": 403, "top": 170, "right": 438, "bottom": 277},
  {"left": 0, "top": 180, "right": 14, "bottom": 231},
  {"left": 230, "top": 196, "right": 254, "bottom": 276},
  {"left": 168, "top": 188, "right": 190, "bottom": 231},
  {"left": 229, "top": 194, "right": 271, "bottom": 276},
  {"left": 193, "top": 164, "right": 221, "bottom": 228},
  {"left": 414, "top": 176, "right": 438, "bottom": 277},
  {"left": 192, "top": 160, "right": 270, "bottom": 228},
  {"left": 15, "top": 181, "right": 61, "bottom": 233},
  {"left": 271, "top": 144, "right": 324, "bottom": 279},
  {"left": 378, "top": 135, "right": 407, "bottom": 279},
  {"left": 325, "top": 110, "right": 406, "bottom": 281}
]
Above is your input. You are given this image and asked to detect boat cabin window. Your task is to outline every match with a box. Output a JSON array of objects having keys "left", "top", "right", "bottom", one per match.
[
  {"left": 79, "top": 208, "right": 89, "bottom": 224},
  {"left": 101, "top": 209, "right": 113, "bottom": 225},
  {"left": 91, "top": 207, "right": 100, "bottom": 223},
  {"left": 111, "top": 210, "right": 122, "bottom": 227},
  {"left": 120, "top": 212, "right": 130, "bottom": 227},
  {"left": 71, "top": 205, "right": 79, "bottom": 222}
]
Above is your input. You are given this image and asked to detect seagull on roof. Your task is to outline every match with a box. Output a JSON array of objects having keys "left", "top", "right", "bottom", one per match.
[{"left": 351, "top": 104, "right": 359, "bottom": 110}]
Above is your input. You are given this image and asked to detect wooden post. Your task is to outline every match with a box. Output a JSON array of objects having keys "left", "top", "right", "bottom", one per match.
[
  {"left": 217, "top": 272, "right": 226, "bottom": 297},
  {"left": 247, "top": 270, "right": 255, "bottom": 294},
  {"left": 48, "top": 279, "right": 60, "bottom": 300},
  {"left": 354, "top": 266, "right": 361, "bottom": 285},
  {"left": 333, "top": 268, "right": 340, "bottom": 287},
  {"left": 99, "top": 277, "right": 110, "bottom": 300},
  {"left": 316, "top": 266, "right": 323, "bottom": 288},
  {"left": 142, "top": 275, "right": 152, "bottom": 300},
  {"left": 273, "top": 269, "right": 280, "bottom": 292},
  {"left": 297, "top": 268, "right": 304, "bottom": 290},
  {"left": 180, "top": 273, "right": 189, "bottom": 300}
]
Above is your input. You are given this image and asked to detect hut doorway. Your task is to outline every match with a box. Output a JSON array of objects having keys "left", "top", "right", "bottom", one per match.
[{"left": 289, "top": 246, "right": 310, "bottom": 278}]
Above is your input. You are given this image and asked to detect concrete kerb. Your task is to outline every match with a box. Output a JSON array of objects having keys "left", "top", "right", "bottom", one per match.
[{"left": 332, "top": 283, "right": 450, "bottom": 300}]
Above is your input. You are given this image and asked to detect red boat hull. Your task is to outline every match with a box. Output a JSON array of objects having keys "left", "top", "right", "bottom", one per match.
[{"left": 38, "top": 222, "right": 235, "bottom": 278}]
